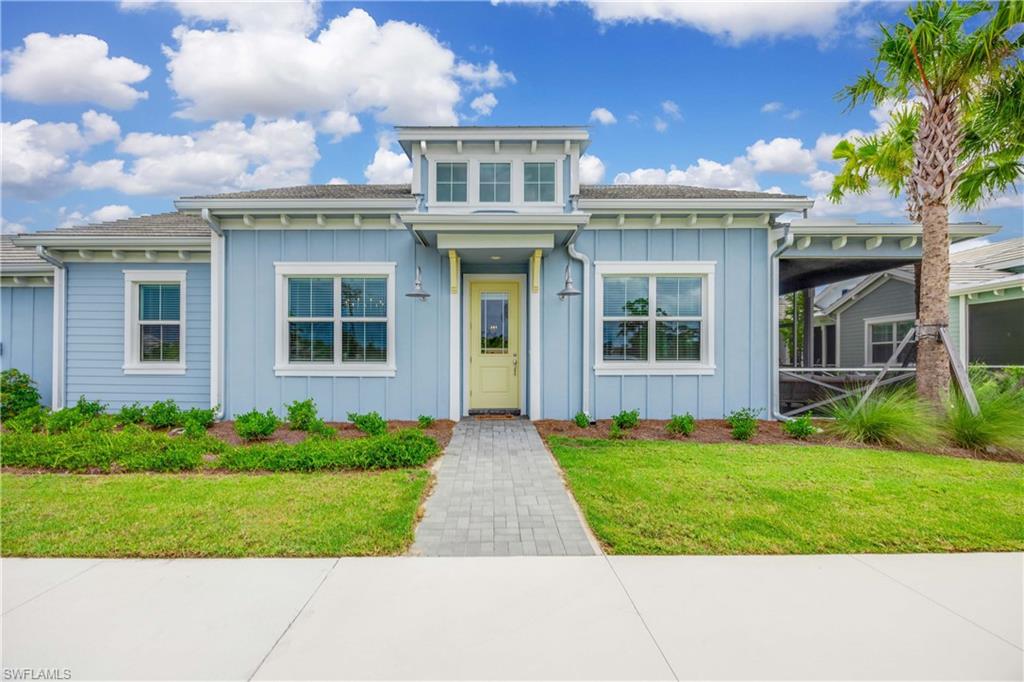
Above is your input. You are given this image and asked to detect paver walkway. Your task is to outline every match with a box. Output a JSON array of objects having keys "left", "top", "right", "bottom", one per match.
[{"left": 411, "top": 418, "right": 596, "bottom": 556}]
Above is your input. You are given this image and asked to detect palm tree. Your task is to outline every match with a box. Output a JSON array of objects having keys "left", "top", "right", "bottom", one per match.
[{"left": 829, "top": 0, "right": 1023, "bottom": 405}]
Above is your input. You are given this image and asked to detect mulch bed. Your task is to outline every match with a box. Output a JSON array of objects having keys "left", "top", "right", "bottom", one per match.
[
  {"left": 534, "top": 419, "right": 1024, "bottom": 464},
  {"left": 207, "top": 419, "right": 455, "bottom": 449}
]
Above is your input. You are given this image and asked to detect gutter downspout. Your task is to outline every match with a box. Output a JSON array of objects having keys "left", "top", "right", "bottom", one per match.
[
  {"left": 566, "top": 224, "right": 591, "bottom": 420},
  {"left": 202, "top": 209, "right": 225, "bottom": 419},
  {"left": 770, "top": 225, "right": 794, "bottom": 420},
  {"left": 36, "top": 246, "right": 66, "bottom": 410}
]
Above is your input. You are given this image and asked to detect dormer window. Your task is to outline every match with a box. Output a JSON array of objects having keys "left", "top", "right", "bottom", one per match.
[
  {"left": 524, "top": 162, "right": 555, "bottom": 202},
  {"left": 479, "top": 162, "right": 511, "bottom": 202},
  {"left": 436, "top": 162, "right": 467, "bottom": 202}
]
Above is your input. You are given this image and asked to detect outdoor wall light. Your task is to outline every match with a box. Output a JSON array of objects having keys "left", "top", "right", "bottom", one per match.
[
  {"left": 405, "top": 265, "right": 431, "bottom": 302},
  {"left": 558, "top": 264, "right": 581, "bottom": 300}
]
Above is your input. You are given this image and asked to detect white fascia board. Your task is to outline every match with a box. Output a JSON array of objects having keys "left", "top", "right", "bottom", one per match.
[
  {"left": 578, "top": 198, "right": 813, "bottom": 212},
  {"left": 13, "top": 235, "right": 211, "bottom": 250},
  {"left": 398, "top": 126, "right": 588, "bottom": 143},
  {"left": 951, "top": 273, "right": 1024, "bottom": 296},
  {"left": 0, "top": 264, "right": 54, "bottom": 276},
  {"left": 788, "top": 222, "right": 998, "bottom": 240},
  {"left": 400, "top": 212, "right": 589, "bottom": 227},
  {"left": 437, "top": 233, "right": 555, "bottom": 250},
  {"left": 174, "top": 198, "right": 416, "bottom": 212}
]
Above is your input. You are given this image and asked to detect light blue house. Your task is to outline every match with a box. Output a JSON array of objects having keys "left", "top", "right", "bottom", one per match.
[{"left": 6, "top": 126, "right": 996, "bottom": 421}]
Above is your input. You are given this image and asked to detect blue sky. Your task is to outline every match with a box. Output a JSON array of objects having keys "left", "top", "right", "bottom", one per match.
[{"left": 2, "top": 1, "right": 1020, "bottom": 241}]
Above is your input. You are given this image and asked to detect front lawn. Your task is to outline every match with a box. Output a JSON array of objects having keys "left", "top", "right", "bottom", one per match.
[
  {"left": 1, "top": 470, "right": 429, "bottom": 557},
  {"left": 549, "top": 438, "right": 1024, "bottom": 555}
]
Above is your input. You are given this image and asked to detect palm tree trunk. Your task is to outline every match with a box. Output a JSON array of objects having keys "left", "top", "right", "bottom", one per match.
[{"left": 916, "top": 200, "right": 951, "bottom": 405}]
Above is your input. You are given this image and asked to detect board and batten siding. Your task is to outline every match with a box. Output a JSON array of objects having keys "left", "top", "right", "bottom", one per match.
[
  {"left": 836, "top": 277, "right": 915, "bottom": 367},
  {"left": 64, "top": 262, "right": 210, "bottom": 409},
  {"left": 540, "top": 228, "right": 771, "bottom": 420},
  {"left": 223, "top": 229, "right": 451, "bottom": 421},
  {"left": 1, "top": 285, "right": 53, "bottom": 406}
]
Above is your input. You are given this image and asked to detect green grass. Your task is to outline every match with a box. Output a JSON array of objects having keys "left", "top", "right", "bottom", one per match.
[
  {"left": 0, "top": 470, "right": 429, "bottom": 557},
  {"left": 549, "top": 438, "right": 1024, "bottom": 555}
]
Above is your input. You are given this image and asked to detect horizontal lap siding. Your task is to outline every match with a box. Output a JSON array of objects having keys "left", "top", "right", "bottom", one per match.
[
  {"left": 836, "top": 278, "right": 915, "bottom": 367},
  {"left": 64, "top": 263, "right": 210, "bottom": 409},
  {"left": 1, "top": 286, "right": 53, "bottom": 406},
  {"left": 223, "top": 229, "right": 450, "bottom": 421},
  {"left": 541, "top": 228, "right": 770, "bottom": 420}
]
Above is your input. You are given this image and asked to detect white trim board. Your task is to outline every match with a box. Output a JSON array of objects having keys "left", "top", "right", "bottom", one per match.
[{"left": 122, "top": 269, "right": 188, "bottom": 375}]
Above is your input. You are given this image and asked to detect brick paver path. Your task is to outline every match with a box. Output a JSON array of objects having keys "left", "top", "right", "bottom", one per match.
[{"left": 411, "top": 419, "right": 597, "bottom": 556}]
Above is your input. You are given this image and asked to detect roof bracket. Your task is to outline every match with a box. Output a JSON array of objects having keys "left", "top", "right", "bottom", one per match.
[
  {"left": 832, "top": 236, "right": 848, "bottom": 251},
  {"left": 866, "top": 236, "right": 883, "bottom": 250},
  {"left": 796, "top": 236, "right": 812, "bottom": 250},
  {"left": 900, "top": 236, "right": 918, "bottom": 250}
]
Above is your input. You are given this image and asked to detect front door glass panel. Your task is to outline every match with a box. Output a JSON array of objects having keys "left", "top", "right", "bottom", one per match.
[{"left": 481, "top": 293, "right": 509, "bottom": 354}]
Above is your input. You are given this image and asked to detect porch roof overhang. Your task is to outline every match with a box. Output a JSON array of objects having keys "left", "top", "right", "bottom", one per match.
[
  {"left": 776, "top": 220, "right": 998, "bottom": 294},
  {"left": 399, "top": 212, "right": 590, "bottom": 260}
]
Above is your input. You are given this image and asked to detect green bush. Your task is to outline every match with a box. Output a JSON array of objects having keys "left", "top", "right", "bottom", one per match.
[
  {"left": 145, "top": 400, "right": 183, "bottom": 428},
  {"left": 726, "top": 408, "right": 760, "bottom": 441},
  {"left": 417, "top": 414, "right": 436, "bottom": 429},
  {"left": 611, "top": 409, "right": 640, "bottom": 430},
  {"left": 234, "top": 409, "right": 280, "bottom": 441},
  {"left": 944, "top": 378, "right": 1024, "bottom": 452},
  {"left": 286, "top": 399, "right": 321, "bottom": 431},
  {"left": 666, "top": 413, "right": 695, "bottom": 436},
  {"left": 219, "top": 429, "right": 438, "bottom": 472},
  {"left": 782, "top": 414, "right": 818, "bottom": 440},
  {"left": 348, "top": 411, "right": 387, "bottom": 436},
  {"left": 73, "top": 396, "right": 106, "bottom": 418},
  {"left": 116, "top": 402, "right": 146, "bottom": 426},
  {"left": 827, "top": 389, "right": 939, "bottom": 448},
  {"left": 1, "top": 369, "right": 41, "bottom": 420},
  {"left": 4, "top": 405, "right": 48, "bottom": 433},
  {"left": 46, "top": 407, "right": 88, "bottom": 434},
  {"left": 182, "top": 407, "right": 216, "bottom": 429},
  {"left": 573, "top": 411, "right": 590, "bottom": 428},
  {"left": 608, "top": 422, "right": 625, "bottom": 439}
]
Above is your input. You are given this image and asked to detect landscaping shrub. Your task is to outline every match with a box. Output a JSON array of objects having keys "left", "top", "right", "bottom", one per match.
[
  {"left": 827, "top": 389, "right": 939, "bottom": 448},
  {"left": 418, "top": 414, "right": 436, "bottom": 429},
  {"left": 45, "top": 406, "right": 89, "bottom": 434},
  {"left": 234, "top": 409, "right": 280, "bottom": 441},
  {"left": 116, "top": 402, "right": 146, "bottom": 426},
  {"left": 286, "top": 399, "right": 320, "bottom": 431},
  {"left": 0, "top": 369, "right": 41, "bottom": 420},
  {"left": 4, "top": 405, "right": 48, "bottom": 433},
  {"left": 180, "top": 407, "right": 215, "bottom": 439},
  {"left": 573, "top": 411, "right": 590, "bottom": 428},
  {"left": 219, "top": 429, "right": 438, "bottom": 472},
  {"left": 73, "top": 396, "right": 106, "bottom": 418},
  {"left": 348, "top": 411, "right": 387, "bottom": 436},
  {"left": 782, "top": 414, "right": 818, "bottom": 440},
  {"left": 944, "top": 378, "right": 1024, "bottom": 452},
  {"left": 145, "top": 400, "right": 183, "bottom": 428},
  {"left": 726, "top": 408, "right": 760, "bottom": 441},
  {"left": 666, "top": 413, "right": 695, "bottom": 436},
  {"left": 611, "top": 409, "right": 640, "bottom": 430},
  {"left": 608, "top": 422, "right": 625, "bottom": 440}
]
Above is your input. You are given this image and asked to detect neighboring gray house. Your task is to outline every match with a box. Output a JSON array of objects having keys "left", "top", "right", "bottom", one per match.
[
  {"left": 4, "top": 126, "right": 996, "bottom": 421},
  {"left": 816, "top": 237, "right": 1024, "bottom": 368}
]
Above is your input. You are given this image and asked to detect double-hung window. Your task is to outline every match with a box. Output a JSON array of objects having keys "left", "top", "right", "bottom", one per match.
[
  {"left": 866, "top": 317, "right": 916, "bottom": 365},
  {"left": 275, "top": 263, "right": 396, "bottom": 376},
  {"left": 595, "top": 262, "right": 715, "bottom": 375},
  {"left": 479, "top": 162, "right": 511, "bottom": 202},
  {"left": 436, "top": 162, "right": 467, "bottom": 202},
  {"left": 123, "top": 270, "right": 186, "bottom": 374},
  {"left": 523, "top": 162, "right": 555, "bottom": 202}
]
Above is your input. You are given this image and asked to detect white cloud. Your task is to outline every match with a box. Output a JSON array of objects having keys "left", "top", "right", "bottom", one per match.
[
  {"left": 783, "top": 109, "right": 802, "bottom": 120},
  {"left": 1, "top": 33, "right": 150, "bottom": 109},
  {"left": 761, "top": 101, "right": 784, "bottom": 113},
  {"left": 328, "top": 177, "right": 349, "bottom": 185},
  {"left": 804, "top": 169, "right": 835, "bottom": 193},
  {"left": 160, "top": 7, "right": 514, "bottom": 124},
  {"left": 81, "top": 111, "right": 122, "bottom": 144},
  {"left": 57, "top": 204, "right": 136, "bottom": 228},
  {"left": 589, "top": 107, "right": 617, "bottom": 125},
  {"left": 363, "top": 136, "right": 412, "bottom": 184},
  {"left": 614, "top": 156, "right": 761, "bottom": 192},
  {"left": 1, "top": 218, "right": 28, "bottom": 235},
  {"left": 319, "top": 110, "right": 362, "bottom": 142},
  {"left": 661, "top": 100, "right": 682, "bottom": 120},
  {"left": 139, "top": 0, "right": 322, "bottom": 33},
  {"left": 470, "top": 92, "right": 498, "bottom": 117},
  {"left": 71, "top": 119, "right": 319, "bottom": 195},
  {"left": 586, "top": 1, "right": 860, "bottom": 46},
  {"left": 579, "top": 154, "right": 606, "bottom": 184},
  {"left": 746, "top": 137, "right": 816, "bottom": 174},
  {"left": 807, "top": 183, "right": 904, "bottom": 218},
  {"left": 653, "top": 117, "right": 668, "bottom": 133}
]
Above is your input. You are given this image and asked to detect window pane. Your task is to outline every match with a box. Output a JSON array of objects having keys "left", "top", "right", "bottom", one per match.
[
  {"left": 452, "top": 164, "right": 467, "bottom": 182},
  {"left": 480, "top": 293, "right": 509, "bottom": 354},
  {"left": 480, "top": 163, "right": 494, "bottom": 182},
  {"left": 524, "top": 184, "right": 538, "bottom": 202},
  {"left": 656, "top": 321, "right": 700, "bottom": 361},
  {"left": 524, "top": 163, "right": 538, "bottom": 182},
  {"left": 288, "top": 278, "right": 333, "bottom": 318},
  {"left": 496, "top": 163, "right": 510, "bottom": 182},
  {"left": 479, "top": 162, "right": 511, "bottom": 203},
  {"left": 871, "top": 343, "right": 892, "bottom": 364},
  {"left": 538, "top": 183, "right": 555, "bottom": 202},
  {"left": 436, "top": 163, "right": 467, "bottom": 202},
  {"left": 139, "top": 283, "right": 180, "bottom": 321},
  {"left": 524, "top": 162, "right": 555, "bottom": 202},
  {"left": 871, "top": 324, "right": 893, "bottom": 343},
  {"left": 342, "top": 322, "right": 387, "bottom": 363},
  {"left": 450, "top": 182, "right": 467, "bottom": 202},
  {"left": 655, "top": 277, "right": 701, "bottom": 317},
  {"left": 140, "top": 324, "right": 180, "bottom": 362},
  {"left": 342, "top": 277, "right": 387, "bottom": 317},
  {"left": 436, "top": 183, "right": 452, "bottom": 202},
  {"left": 495, "top": 184, "right": 510, "bottom": 202},
  {"left": 603, "top": 321, "right": 648, "bottom": 361},
  {"left": 289, "top": 321, "right": 334, "bottom": 362},
  {"left": 895, "top": 320, "right": 915, "bottom": 338},
  {"left": 603, "top": 276, "right": 649, "bottom": 317}
]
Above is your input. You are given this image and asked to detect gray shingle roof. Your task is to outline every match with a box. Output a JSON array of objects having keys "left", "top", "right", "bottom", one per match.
[
  {"left": 578, "top": 184, "right": 806, "bottom": 200},
  {"left": 184, "top": 184, "right": 414, "bottom": 200},
  {"left": 0, "top": 236, "right": 47, "bottom": 266},
  {"left": 951, "top": 237, "right": 1023, "bottom": 271},
  {"left": 25, "top": 212, "right": 209, "bottom": 238}
]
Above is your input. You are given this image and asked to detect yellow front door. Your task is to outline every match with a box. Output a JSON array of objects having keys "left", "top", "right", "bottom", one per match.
[{"left": 469, "top": 280, "right": 520, "bottom": 410}]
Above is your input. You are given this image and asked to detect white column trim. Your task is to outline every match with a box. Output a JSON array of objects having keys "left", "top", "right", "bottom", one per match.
[
  {"left": 448, "top": 251, "right": 461, "bottom": 420},
  {"left": 529, "top": 254, "right": 542, "bottom": 420},
  {"left": 210, "top": 233, "right": 225, "bottom": 414},
  {"left": 51, "top": 267, "right": 66, "bottom": 410}
]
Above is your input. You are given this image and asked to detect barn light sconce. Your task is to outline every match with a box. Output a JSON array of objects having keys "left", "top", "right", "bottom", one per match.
[
  {"left": 558, "top": 264, "right": 581, "bottom": 300},
  {"left": 405, "top": 266, "right": 431, "bottom": 302}
]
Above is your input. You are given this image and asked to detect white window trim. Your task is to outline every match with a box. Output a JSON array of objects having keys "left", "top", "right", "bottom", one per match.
[
  {"left": 273, "top": 262, "right": 397, "bottom": 377},
  {"left": 864, "top": 313, "right": 916, "bottom": 366},
  {"left": 428, "top": 155, "right": 563, "bottom": 209},
  {"left": 594, "top": 261, "right": 716, "bottom": 376},
  {"left": 123, "top": 269, "right": 187, "bottom": 375}
]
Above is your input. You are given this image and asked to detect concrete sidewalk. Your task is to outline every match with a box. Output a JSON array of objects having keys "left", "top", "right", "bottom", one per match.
[{"left": 2, "top": 553, "right": 1021, "bottom": 680}]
